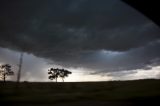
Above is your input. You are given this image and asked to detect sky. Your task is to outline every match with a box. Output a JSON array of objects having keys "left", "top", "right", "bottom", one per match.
[{"left": 0, "top": 0, "right": 160, "bottom": 82}]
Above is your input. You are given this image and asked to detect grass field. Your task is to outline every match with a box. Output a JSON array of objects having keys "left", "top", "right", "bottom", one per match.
[{"left": 0, "top": 79, "right": 160, "bottom": 106}]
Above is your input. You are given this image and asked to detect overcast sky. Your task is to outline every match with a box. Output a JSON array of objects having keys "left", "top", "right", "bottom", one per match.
[{"left": 0, "top": 0, "right": 160, "bottom": 82}]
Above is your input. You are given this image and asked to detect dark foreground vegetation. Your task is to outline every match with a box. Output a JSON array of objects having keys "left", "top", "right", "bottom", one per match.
[{"left": 0, "top": 79, "right": 160, "bottom": 106}]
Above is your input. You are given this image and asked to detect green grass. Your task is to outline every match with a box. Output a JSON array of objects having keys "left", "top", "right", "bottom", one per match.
[{"left": 0, "top": 79, "right": 160, "bottom": 105}]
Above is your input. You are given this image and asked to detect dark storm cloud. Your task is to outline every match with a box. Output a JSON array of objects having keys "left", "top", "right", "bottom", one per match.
[
  {"left": 0, "top": 0, "right": 160, "bottom": 73},
  {"left": 88, "top": 40, "right": 160, "bottom": 73}
]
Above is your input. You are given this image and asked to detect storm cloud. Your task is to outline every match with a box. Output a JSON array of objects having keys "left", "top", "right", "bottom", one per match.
[{"left": 0, "top": 0, "right": 160, "bottom": 74}]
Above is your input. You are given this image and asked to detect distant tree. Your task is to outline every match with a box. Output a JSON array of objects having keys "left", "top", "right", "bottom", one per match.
[
  {"left": 48, "top": 68, "right": 59, "bottom": 82},
  {"left": 48, "top": 68, "right": 72, "bottom": 82},
  {"left": 59, "top": 69, "right": 72, "bottom": 82},
  {"left": 0, "top": 64, "right": 14, "bottom": 82}
]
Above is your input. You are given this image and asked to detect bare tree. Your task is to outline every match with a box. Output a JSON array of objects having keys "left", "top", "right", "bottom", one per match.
[
  {"left": 0, "top": 64, "right": 14, "bottom": 82},
  {"left": 48, "top": 68, "right": 72, "bottom": 82}
]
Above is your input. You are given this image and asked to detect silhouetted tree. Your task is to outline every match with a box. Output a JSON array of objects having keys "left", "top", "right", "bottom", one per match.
[
  {"left": 48, "top": 68, "right": 72, "bottom": 82},
  {"left": 0, "top": 64, "right": 14, "bottom": 82},
  {"left": 59, "top": 69, "right": 72, "bottom": 82},
  {"left": 48, "top": 68, "right": 59, "bottom": 82}
]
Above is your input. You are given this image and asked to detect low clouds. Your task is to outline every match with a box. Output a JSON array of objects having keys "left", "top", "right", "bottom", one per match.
[
  {"left": 0, "top": 0, "right": 160, "bottom": 75},
  {"left": 86, "top": 40, "right": 160, "bottom": 73}
]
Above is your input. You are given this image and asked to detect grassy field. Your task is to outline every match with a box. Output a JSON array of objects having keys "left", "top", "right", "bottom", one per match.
[{"left": 0, "top": 79, "right": 160, "bottom": 106}]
